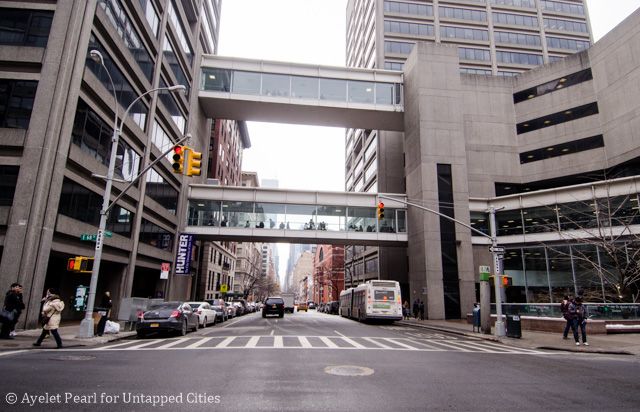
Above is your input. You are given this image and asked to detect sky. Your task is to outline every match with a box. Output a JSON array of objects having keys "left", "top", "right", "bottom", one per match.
[{"left": 217, "top": 0, "right": 640, "bottom": 282}]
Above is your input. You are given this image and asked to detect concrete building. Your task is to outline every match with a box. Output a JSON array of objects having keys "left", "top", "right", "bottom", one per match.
[
  {"left": 291, "top": 250, "right": 314, "bottom": 302},
  {"left": 0, "top": 0, "right": 220, "bottom": 328},
  {"left": 344, "top": 0, "right": 595, "bottom": 310}
]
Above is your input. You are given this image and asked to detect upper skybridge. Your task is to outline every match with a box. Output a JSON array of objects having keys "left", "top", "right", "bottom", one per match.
[{"left": 198, "top": 55, "right": 405, "bottom": 131}]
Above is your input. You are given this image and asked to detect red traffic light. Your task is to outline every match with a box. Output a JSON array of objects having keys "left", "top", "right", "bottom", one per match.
[
  {"left": 378, "top": 202, "right": 384, "bottom": 208},
  {"left": 67, "top": 258, "right": 77, "bottom": 271},
  {"left": 173, "top": 145, "right": 183, "bottom": 155}
]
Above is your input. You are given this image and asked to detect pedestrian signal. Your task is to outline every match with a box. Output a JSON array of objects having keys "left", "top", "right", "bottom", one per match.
[
  {"left": 377, "top": 202, "right": 385, "bottom": 220},
  {"left": 172, "top": 145, "right": 185, "bottom": 174},
  {"left": 186, "top": 149, "right": 202, "bottom": 177},
  {"left": 502, "top": 276, "right": 512, "bottom": 287},
  {"left": 67, "top": 256, "right": 94, "bottom": 273}
]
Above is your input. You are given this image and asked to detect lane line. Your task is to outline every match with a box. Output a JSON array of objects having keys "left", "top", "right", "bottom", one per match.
[
  {"left": 96, "top": 340, "right": 144, "bottom": 350},
  {"left": 274, "top": 336, "right": 284, "bottom": 348},
  {"left": 298, "top": 336, "right": 312, "bottom": 348},
  {"left": 405, "top": 338, "right": 443, "bottom": 350},
  {"left": 216, "top": 336, "right": 236, "bottom": 348},
  {"left": 183, "top": 337, "right": 212, "bottom": 349},
  {"left": 0, "top": 350, "right": 28, "bottom": 357},
  {"left": 270, "top": 329, "right": 275, "bottom": 336},
  {"left": 319, "top": 336, "right": 339, "bottom": 348},
  {"left": 362, "top": 337, "right": 392, "bottom": 349},
  {"left": 382, "top": 337, "right": 419, "bottom": 350},
  {"left": 426, "top": 340, "right": 472, "bottom": 352},
  {"left": 334, "top": 331, "right": 366, "bottom": 349},
  {"left": 154, "top": 338, "right": 190, "bottom": 349},
  {"left": 246, "top": 336, "right": 260, "bottom": 348},
  {"left": 123, "top": 340, "right": 165, "bottom": 350}
]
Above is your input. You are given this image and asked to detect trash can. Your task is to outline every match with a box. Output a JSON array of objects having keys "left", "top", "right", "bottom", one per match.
[
  {"left": 506, "top": 314, "right": 521, "bottom": 338},
  {"left": 472, "top": 306, "right": 481, "bottom": 332}
]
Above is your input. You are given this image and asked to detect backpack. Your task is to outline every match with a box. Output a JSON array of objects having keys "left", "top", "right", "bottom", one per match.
[{"left": 575, "top": 304, "right": 585, "bottom": 320}]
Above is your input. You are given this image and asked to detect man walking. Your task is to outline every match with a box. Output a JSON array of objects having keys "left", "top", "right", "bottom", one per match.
[
  {"left": 1, "top": 283, "right": 25, "bottom": 339},
  {"left": 560, "top": 295, "right": 572, "bottom": 340},
  {"left": 419, "top": 300, "right": 425, "bottom": 321},
  {"left": 571, "top": 296, "right": 589, "bottom": 346},
  {"left": 412, "top": 299, "right": 419, "bottom": 319}
]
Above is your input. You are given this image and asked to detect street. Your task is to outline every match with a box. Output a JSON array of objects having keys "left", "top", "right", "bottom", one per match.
[{"left": 1, "top": 310, "right": 639, "bottom": 411}]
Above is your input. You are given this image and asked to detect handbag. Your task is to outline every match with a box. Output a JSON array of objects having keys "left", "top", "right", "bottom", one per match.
[
  {"left": 0, "top": 308, "right": 15, "bottom": 323},
  {"left": 39, "top": 313, "right": 50, "bottom": 326}
]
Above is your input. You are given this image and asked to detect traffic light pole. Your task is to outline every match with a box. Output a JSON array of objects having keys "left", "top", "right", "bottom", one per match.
[
  {"left": 77, "top": 51, "right": 186, "bottom": 339},
  {"left": 377, "top": 194, "right": 506, "bottom": 337}
]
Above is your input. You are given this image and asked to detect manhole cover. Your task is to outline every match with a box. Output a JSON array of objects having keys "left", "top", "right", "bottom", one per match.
[
  {"left": 324, "top": 365, "right": 374, "bottom": 376},
  {"left": 50, "top": 355, "right": 96, "bottom": 361}
]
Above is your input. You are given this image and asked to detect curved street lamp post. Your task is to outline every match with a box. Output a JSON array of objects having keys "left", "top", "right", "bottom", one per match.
[{"left": 77, "top": 50, "right": 186, "bottom": 338}]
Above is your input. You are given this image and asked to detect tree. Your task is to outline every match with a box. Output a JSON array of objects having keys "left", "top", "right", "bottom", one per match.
[{"left": 544, "top": 189, "right": 640, "bottom": 303}]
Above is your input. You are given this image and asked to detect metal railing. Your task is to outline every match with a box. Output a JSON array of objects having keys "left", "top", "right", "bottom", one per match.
[{"left": 489, "top": 303, "right": 640, "bottom": 320}]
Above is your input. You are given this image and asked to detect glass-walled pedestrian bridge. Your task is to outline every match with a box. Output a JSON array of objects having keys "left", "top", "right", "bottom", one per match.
[
  {"left": 199, "top": 55, "right": 405, "bottom": 131},
  {"left": 186, "top": 185, "right": 408, "bottom": 246}
]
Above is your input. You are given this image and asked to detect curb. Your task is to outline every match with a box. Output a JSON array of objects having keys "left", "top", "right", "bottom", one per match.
[
  {"left": 397, "top": 321, "right": 502, "bottom": 343},
  {"left": 535, "top": 346, "right": 634, "bottom": 356},
  {"left": 0, "top": 331, "right": 136, "bottom": 352}
]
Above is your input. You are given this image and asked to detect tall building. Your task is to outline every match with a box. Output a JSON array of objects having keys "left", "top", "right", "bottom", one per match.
[
  {"left": 0, "top": 0, "right": 221, "bottom": 327},
  {"left": 313, "top": 245, "right": 345, "bottom": 304},
  {"left": 344, "top": 0, "right": 593, "bottom": 301}
]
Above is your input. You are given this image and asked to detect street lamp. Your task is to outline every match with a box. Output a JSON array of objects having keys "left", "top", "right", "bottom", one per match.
[{"left": 77, "top": 50, "right": 186, "bottom": 338}]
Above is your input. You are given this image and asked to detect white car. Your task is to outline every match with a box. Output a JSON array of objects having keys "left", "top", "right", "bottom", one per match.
[
  {"left": 186, "top": 302, "right": 217, "bottom": 327},
  {"left": 225, "top": 302, "right": 237, "bottom": 318}
]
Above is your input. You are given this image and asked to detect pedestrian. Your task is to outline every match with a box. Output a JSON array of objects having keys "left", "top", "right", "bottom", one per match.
[
  {"left": 33, "top": 288, "right": 65, "bottom": 348},
  {"left": 1, "top": 283, "right": 25, "bottom": 339},
  {"left": 571, "top": 296, "right": 589, "bottom": 346},
  {"left": 96, "top": 291, "right": 113, "bottom": 336},
  {"left": 413, "top": 299, "right": 419, "bottom": 319},
  {"left": 402, "top": 300, "right": 410, "bottom": 320},
  {"left": 419, "top": 300, "right": 425, "bottom": 320},
  {"left": 560, "top": 294, "right": 572, "bottom": 340}
]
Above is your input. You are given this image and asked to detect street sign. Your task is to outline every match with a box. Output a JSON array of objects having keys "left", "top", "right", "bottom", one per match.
[
  {"left": 479, "top": 265, "right": 491, "bottom": 281},
  {"left": 160, "top": 262, "right": 170, "bottom": 279},
  {"left": 220, "top": 284, "right": 228, "bottom": 293},
  {"left": 80, "top": 234, "right": 97, "bottom": 241},
  {"left": 490, "top": 246, "right": 505, "bottom": 254}
]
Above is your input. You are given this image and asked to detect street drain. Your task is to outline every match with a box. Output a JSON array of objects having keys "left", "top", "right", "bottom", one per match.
[
  {"left": 50, "top": 355, "right": 96, "bottom": 361},
  {"left": 324, "top": 365, "right": 374, "bottom": 377}
]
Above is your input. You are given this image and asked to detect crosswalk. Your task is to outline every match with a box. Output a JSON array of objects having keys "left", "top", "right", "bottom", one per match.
[{"left": 90, "top": 335, "right": 548, "bottom": 354}]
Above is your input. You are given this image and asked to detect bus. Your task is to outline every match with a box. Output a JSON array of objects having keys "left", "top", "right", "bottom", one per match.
[{"left": 339, "top": 280, "right": 402, "bottom": 322}]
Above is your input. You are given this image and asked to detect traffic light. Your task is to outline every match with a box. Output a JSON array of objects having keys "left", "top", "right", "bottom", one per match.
[
  {"left": 186, "top": 149, "right": 202, "bottom": 177},
  {"left": 67, "top": 256, "right": 94, "bottom": 273},
  {"left": 502, "top": 275, "right": 512, "bottom": 287},
  {"left": 377, "top": 202, "right": 385, "bottom": 220},
  {"left": 172, "top": 145, "right": 185, "bottom": 174}
]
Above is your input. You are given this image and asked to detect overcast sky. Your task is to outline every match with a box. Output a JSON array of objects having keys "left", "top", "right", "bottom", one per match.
[{"left": 218, "top": 0, "right": 640, "bottom": 282}]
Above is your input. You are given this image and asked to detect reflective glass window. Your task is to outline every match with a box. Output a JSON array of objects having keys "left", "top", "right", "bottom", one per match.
[
  {"left": 188, "top": 200, "right": 222, "bottom": 226},
  {"left": 364, "top": 159, "right": 377, "bottom": 182},
  {"left": 139, "top": 218, "right": 173, "bottom": 251},
  {"left": 285, "top": 204, "right": 317, "bottom": 230},
  {"left": 320, "top": 78, "right": 347, "bottom": 101},
  {"left": 291, "top": 76, "right": 319, "bottom": 99},
  {"left": 496, "top": 209, "right": 523, "bottom": 236},
  {"left": 347, "top": 207, "right": 377, "bottom": 233},
  {"left": 254, "top": 202, "right": 286, "bottom": 229},
  {"left": 548, "top": 246, "right": 574, "bottom": 302},
  {"left": 201, "top": 68, "right": 231, "bottom": 92},
  {"left": 138, "top": 0, "right": 159, "bottom": 36},
  {"left": 522, "top": 206, "right": 558, "bottom": 234},
  {"left": 158, "top": 78, "right": 186, "bottom": 134},
  {"left": 558, "top": 201, "right": 597, "bottom": 230},
  {"left": 375, "top": 83, "right": 394, "bottom": 104},
  {"left": 0, "top": 166, "right": 19, "bottom": 206},
  {"left": 221, "top": 201, "right": 255, "bottom": 228},
  {"left": 348, "top": 81, "right": 375, "bottom": 104},
  {"left": 543, "top": 17, "right": 588, "bottom": 33},
  {"left": 232, "top": 71, "right": 261, "bottom": 95},
  {"left": 0, "top": 79, "right": 37, "bottom": 129},
  {"left": 0, "top": 8, "right": 53, "bottom": 47},
  {"left": 262, "top": 73, "right": 290, "bottom": 97},
  {"left": 523, "top": 247, "right": 550, "bottom": 303},
  {"left": 572, "top": 244, "right": 603, "bottom": 300},
  {"left": 503, "top": 249, "right": 526, "bottom": 303},
  {"left": 315, "top": 205, "right": 347, "bottom": 231},
  {"left": 470, "top": 211, "right": 489, "bottom": 236},
  {"left": 146, "top": 168, "right": 179, "bottom": 214},
  {"left": 163, "top": 35, "right": 189, "bottom": 95}
]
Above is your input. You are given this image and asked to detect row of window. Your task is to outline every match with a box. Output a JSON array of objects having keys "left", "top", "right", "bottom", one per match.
[
  {"left": 514, "top": 68, "right": 592, "bottom": 103},
  {"left": 459, "top": 47, "right": 491, "bottom": 61},
  {"left": 440, "top": 6, "right": 487, "bottom": 22},
  {"left": 0, "top": 8, "right": 53, "bottom": 47},
  {"left": 0, "top": 79, "right": 37, "bottom": 129},
  {"left": 493, "top": 11, "right": 538, "bottom": 27},
  {"left": 519, "top": 135, "right": 605, "bottom": 164},
  {"left": 441, "top": 26, "right": 489, "bottom": 42},
  {"left": 516, "top": 102, "right": 599, "bottom": 134},
  {"left": 383, "top": 1, "right": 433, "bottom": 16},
  {"left": 495, "top": 31, "right": 541, "bottom": 47},
  {"left": 547, "top": 36, "right": 590, "bottom": 51},
  {"left": 490, "top": 0, "right": 535, "bottom": 8},
  {"left": 496, "top": 50, "right": 543, "bottom": 65},
  {"left": 540, "top": 1, "right": 585, "bottom": 16},
  {"left": 0, "top": 166, "right": 18, "bottom": 206},
  {"left": 544, "top": 17, "right": 588, "bottom": 33},
  {"left": 470, "top": 193, "right": 640, "bottom": 237},
  {"left": 384, "top": 20, "right": 434, "bottom": 37}
]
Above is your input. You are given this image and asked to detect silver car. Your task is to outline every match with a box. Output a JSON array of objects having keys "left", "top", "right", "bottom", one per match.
[{"left": 225, "top": 302, "right": 237, "bottom": 318}]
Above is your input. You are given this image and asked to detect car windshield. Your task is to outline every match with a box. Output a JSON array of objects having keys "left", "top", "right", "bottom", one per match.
[
  {"left": 186, "top": 303, "right": 202, "bottom": 309},
  {"left": 147, "top": 303, "right": 179, "bottom": 310},
  {"left": 265, "top": 298, "right": 284, "bottom": 305}
]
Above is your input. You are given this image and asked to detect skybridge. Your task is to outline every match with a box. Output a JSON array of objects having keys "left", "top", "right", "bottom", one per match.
[
  {"left": 198, "top": 55, "right": 405, "bottom": 131},
  {"left": 186, "top": 185, "right": 408, "bottom": 246}
]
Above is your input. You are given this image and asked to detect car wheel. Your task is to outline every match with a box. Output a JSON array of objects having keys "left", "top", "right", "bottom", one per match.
[
  {"left": 136, "top": 331, "right": 146, "bottom": 339},
  {"left": 212, "top": 315, "right": 217, "bottom": 326},
  {"left": 180, "top": 320, "right": 187, "bottom": 336},
  {"left": 279, "top": 313, "right": 284, "bottom": 318},
  {"left": 262, "top": 313, "right": 266, "bottom": 318},
  {"left": 192, "top": 319, "right": 198, "bottom": 332},
  {"left": 202, "top": 317, "right": 207, "bottom": 328}
]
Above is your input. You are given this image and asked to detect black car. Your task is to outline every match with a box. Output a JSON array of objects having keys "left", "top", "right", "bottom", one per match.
[
  {"left": 262, "top": 297, "right": 285, "bottom": 318},
  {"left": 136, "top": 302, "right": 199, "bottom": 338},
  {"left": 206, "top": 298, "right": 229, "bottom": 322},
  {"left": 328, "top": 301, "right": 340, "bottom": 315}
]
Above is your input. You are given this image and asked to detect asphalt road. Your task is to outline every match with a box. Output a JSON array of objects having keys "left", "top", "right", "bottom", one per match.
[{"left": 0, "top": 310, "right": 638, "bottom": 411}]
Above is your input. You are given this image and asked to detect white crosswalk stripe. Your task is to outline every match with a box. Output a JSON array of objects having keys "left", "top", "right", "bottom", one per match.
[{"left": 91, "top": 335, "right": 548, "bottom": 355}]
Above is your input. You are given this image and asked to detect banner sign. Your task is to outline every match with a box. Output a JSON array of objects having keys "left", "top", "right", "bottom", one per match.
[
  {"left": 175, "top": 234, "right": 194, "bottom": 275},
  {"left": 160, "top": 262, "right": 170, "bottom": 279}
]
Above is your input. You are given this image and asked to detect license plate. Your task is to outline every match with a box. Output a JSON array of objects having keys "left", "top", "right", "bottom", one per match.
[
  {"left": 373, "top": 304, "right": 390, "bottom": 309},
  {"left": 150, "top": 323, "right": 159, "bottom": 328}
]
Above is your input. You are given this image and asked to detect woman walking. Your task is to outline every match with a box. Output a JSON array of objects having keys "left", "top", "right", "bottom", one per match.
[{"left": 33, "top": 288, "right": 64, "bottom": 348}]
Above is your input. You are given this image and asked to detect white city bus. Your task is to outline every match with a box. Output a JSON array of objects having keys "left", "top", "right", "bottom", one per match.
[{"left": 339, "top": 280, "right": 402, "bottom": 322}]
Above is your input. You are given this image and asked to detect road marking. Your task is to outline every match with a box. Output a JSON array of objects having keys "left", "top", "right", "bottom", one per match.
[
  {"left": 124, "top": 340, "right": 165, "bottom": 350},
  {"left": 319, "top": 336, "right": 339, "bottom": 348},
  {"left": 274, "top": 336, "right": 284, "bottom": 348},
  {"left": 382, "top": 338, "right": 419, "bottom": 350},
  {"left": 270, "top": 329, "right": 275, "bottom": 336},
  {"left": 0, "top": 350, "right": 28, "bottom": 357},
  {"left": 184, "top": 337, "right": 211, "bottom": 349},
  {"left": 362, "top": 337, "right": 392, "bottom": 349},
  {"left": 427, "top": 340, "right": 472, "bottom": 352},
  {"left": 298, "top": 336, "right": 312, "bottom": 348},
  {"left": 154, "top": 338, "right": 190, "bottom": 349},
  {"left": 96, "top": 340, "right": 141, "bottom": 350},
  {"left": 335, "top": 331, "right": 366, "bottom": 349},
  {"left": 216, "top": 336, "right": 236, "bottom": 348},
  {"left": 405, "top": 338, "right": 443, "bottom": 350},
  {"left": 245, "top": 336, "right": 260, "bottom": 348}
]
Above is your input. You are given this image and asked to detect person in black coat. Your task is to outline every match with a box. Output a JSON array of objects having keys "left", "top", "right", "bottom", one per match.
[
  {"left": 1, "top": 283, "right": 25, "bottom": 339},
  {"left": 96, "top": 291, "right": 113, "bottom": 336}
]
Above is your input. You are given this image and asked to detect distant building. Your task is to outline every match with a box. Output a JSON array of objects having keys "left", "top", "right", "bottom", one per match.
[{"left": 313, "top": 245, "right": 345, "bottom": 304}]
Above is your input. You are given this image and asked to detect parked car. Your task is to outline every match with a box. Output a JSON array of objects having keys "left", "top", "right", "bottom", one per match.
[
  {"left": 233, "top": 299, "right": 250, "bottom": 315},
  {"left": 225, "top": 302, "right": 237, "bottom": 318},
  {"left": 232, "top": 301, "right": 245, "bottom": 316},
  {"left": 297, "top": 302, "right": 308, "bottom": 312},
  {"left": 206, "top": 299, "right": 228, "bottom": 322},
  {"left": 186, "top": 301, "right": 217, "bottom": 327},
  {"left": 308, "top": 301, "right": 316, "bottom": 310},
  {"left": 262, "top": 296, "right": 285, "bottom": 318},
  {"left": 328, "top": 301, "right": 340, "bottom": 315},
  {"left": 136, "top": 301, "right": 199, "bottom": 338}
]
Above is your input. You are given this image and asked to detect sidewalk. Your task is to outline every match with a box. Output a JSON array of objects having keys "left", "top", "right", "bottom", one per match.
[
  {"left": 0, "top": 323, "right": 136, "bottom": 351},
  {"left": 398, "top": 318, "right": 640, "bottom": 356}
]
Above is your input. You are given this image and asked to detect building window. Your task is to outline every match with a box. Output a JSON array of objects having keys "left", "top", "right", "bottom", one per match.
[
  {"left": 541, "top": 1, "right": 585, "bottom": 16},
  {"left": 166, "top": 0, "right": 193, "bottom": 65},
  {"left": 383, "top": 1, "right": 433, "bottom": 16},
  {"left": 491, "top": 0, "right": 535, "bottom": 8},
  {"left": 146, "top": 168, "right": 179, "bottom": 214},
  {"left": 0, "top": 166, "right": 19, "bottom": 206},
  {"left": 517, "top": 102, "right": 599, "bottom": 134},
  {"left": 496, "top": 50, "right": 543, "bottom": 65},
  {"left": 163, "top": 35, "right": 190, "bottom": 95},
  {"left": 439, "top": 7, "right": 487, "bottom": 22},
  {"left": 546, "top": 36, "right": 590, "bottom": 51},
  {"left": 519, "top": 135, "right": 604, "bottom": 164},
  {"left": 384, "top": 20, "right": 434, "bottom": 37},
  {"left": 71, "top": 100, "right": 141, "bottom": 183},
  {"left": 0, "top": 8, "right": 53, "bottom": 47},
  {"left": 58, "top": 178, "right": 133, "bottom": 236},
  {"left": 493, "top": 12, "right": 539, "bottom": 27},
  {"left": 494, "top": 31, "right": 541, "bottom": 47},
  {"left": 0, "top": 79, "right": 37, "bottom": 129},
  {"left": 514, "top": 69, "right": 592, "bottom": 103},
  {"left": 543, "top": 17, "right": 588, "bottom": 33},
  {"left": 138, "top": 0, "right": 159, "bottom": 36},
  {"left": 459, "top": 47, "right": 491, "bottom": 61},
  {"left": 441, "top": 26, "right": 489, "bottom": 42},
  {"left": 139, "top": 218, "right": 173, "bottom": 251},
  {"left": 159, "top": 78, "right": 186, "bottom": 134},
  {"left": 384, "top": 40, "right": 415, "bottom": 55}
]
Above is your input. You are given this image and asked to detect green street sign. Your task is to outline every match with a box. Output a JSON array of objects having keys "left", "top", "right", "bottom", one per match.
[
  {"left": 80, "top": 234, "right": 97, "bottom": 241},
  {"left": 104, "top": 230, "right": 113, "bottom": 238}
]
